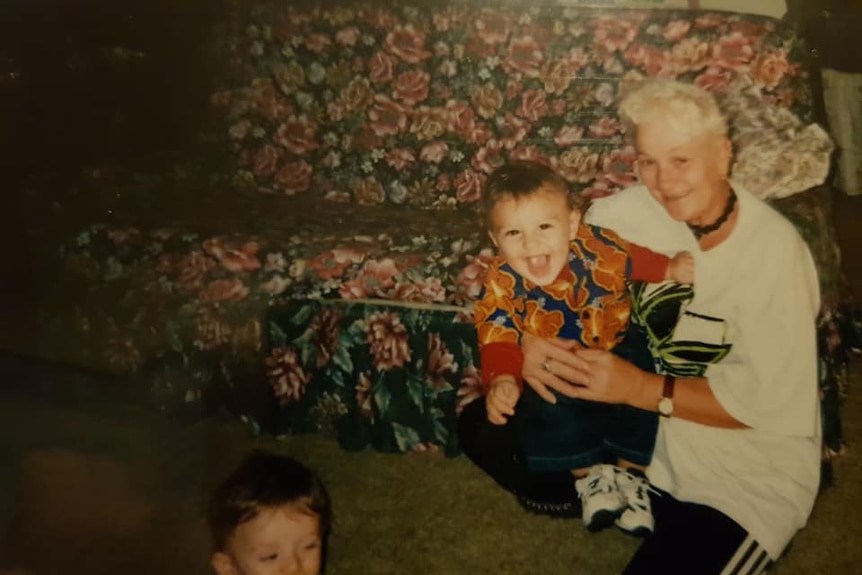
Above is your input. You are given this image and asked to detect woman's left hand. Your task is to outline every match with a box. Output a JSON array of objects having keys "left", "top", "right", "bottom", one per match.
[{"left": 565, "top": 348, "right": 647, "bottom": 405}]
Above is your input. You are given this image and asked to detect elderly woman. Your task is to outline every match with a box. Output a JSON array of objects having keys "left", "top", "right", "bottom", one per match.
[{"left": 458, "top": 79, "right": 822, "bottom": 574}]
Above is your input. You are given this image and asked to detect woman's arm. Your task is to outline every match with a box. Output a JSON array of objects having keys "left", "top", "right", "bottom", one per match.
[{"left": 524, "top": 338, "right": 746, "bottom": 427}]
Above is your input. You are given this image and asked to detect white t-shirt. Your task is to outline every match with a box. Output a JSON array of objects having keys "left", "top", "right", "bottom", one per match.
[{"left": 586, "top": 183, "right": 822, "bottom": 559}]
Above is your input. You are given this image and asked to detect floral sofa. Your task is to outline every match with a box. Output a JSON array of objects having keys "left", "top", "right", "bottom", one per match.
[{"left": 20, "top": 1, "right": 850, "bottom": 460}]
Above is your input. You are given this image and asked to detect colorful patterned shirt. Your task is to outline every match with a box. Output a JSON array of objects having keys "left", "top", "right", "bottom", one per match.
[{"left": 475, "top": 223, "right": 668, "bottom": 390}]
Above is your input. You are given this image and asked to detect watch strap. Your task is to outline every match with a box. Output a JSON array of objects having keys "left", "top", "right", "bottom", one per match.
[{"left": 662, "top": 374, "right": 676, "bottom": 399}]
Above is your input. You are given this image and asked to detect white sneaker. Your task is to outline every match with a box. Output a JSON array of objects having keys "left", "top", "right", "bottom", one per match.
[
  {"left": 614, "top": 467, "right": 655, "bottom": 536},
  {"left": 574, "top": 464, "right": 625, "bottom": 531}
]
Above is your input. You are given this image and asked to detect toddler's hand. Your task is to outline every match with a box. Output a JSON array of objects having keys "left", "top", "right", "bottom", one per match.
[
  {"left": 667, "top": 251, "right": 695, "bottom": 284},
  {"left": 486, "top": 377, "right": 521, "bottom": 425}
]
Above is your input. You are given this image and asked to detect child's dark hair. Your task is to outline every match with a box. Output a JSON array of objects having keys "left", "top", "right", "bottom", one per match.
[
  {"left": 479, "top": 160, "right": 584, "bottom": 228},
  {"left": 208, "top": 450, "right": 332, "bottom": 552}
]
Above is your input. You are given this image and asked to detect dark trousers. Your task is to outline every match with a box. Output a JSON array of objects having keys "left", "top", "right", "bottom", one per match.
[
  {"left": 516, "top": 328, "right": 659, "bottom": 472},
  {"left": 457, "top": 323, "right": 657, "bottom": 502},
  {"left": 624, "top": 490, "right": 773, "bottom": 575}
]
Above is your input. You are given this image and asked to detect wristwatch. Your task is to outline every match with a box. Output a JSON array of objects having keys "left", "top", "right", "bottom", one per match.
[{"left": 658, "top": 374, "right": 675, "bottom": 417}]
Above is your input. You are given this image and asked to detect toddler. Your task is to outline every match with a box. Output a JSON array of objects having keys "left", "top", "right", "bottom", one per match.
[
  {"left": 208, "top": 450, "right": 332, "bottom": 575},
  {"left": 475, "top": 160, "right": 693, "bottom": 535}
]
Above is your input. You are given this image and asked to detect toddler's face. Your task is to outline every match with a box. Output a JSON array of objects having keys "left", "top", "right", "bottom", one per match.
[
  {"left": 212, "top": 505, "right": 322, "bottom": 575},
  {"left": 488, "top": 185, "right": 580, "bottom": 286}
]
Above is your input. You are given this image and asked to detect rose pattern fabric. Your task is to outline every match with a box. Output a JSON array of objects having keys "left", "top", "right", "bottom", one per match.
[{"left": 212, "top": 4, "right": 812, "bottom": 206}]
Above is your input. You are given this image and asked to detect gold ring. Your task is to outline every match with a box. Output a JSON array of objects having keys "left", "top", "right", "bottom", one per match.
[{"left": 542, "top": 359, "right": 552, "bottom": 372}]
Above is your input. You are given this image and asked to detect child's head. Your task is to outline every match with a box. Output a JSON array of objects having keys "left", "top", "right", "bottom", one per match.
[
  {"left": 208, "top": 450, "right": 331, "bottom": 575},
  {"left": 481, "top": 160, "right": 583, "bottom": 286}
]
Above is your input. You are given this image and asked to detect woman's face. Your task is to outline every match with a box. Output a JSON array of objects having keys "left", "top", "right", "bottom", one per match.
[{"left": 634, "top": 118, "right": 732, "bottom": 225}]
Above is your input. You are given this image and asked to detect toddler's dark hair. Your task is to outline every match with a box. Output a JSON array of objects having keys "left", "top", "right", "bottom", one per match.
[
  {"left": 208, "top": 449, "right": 332, "bottom": 551},
  {"left": 479, "top": 160, "right": 584, "bottom": 228}
]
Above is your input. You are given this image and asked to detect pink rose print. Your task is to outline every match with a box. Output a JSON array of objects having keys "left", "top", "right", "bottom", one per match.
[
  {"left": 694, "top": 66, "right": 734, "bottom": 92},
  {"left": 339, "top": 258, "right": 400, "bottom": 298},
  {"left": 393, "top": 277, "right": 447, "bottom": 303},
  {"left": 385, "top": 148, "right": 416, "bottom": 170},
  {"left": 602, "top": 146, "right": 638, "bottom": 188},
  {"left": 266, "top": 346, "right": 311, "bottom": 406},
  {"left": 385, "top": 24, "right": 432, "bottom": 64},
  {"left": 663, "top": 20, "right": 691, "bottom": 42},
  {"left": 503, "top": 36, "right": 544, "bottom": 77},
  {"left": 305, "top": 33, "right": 332, "bottom": 54},
  {"left": 587, "top": 115, "right": 622, "bottom": 139},
  {"left": 517, "top": 90, "right": 548, "bottom": 122},
  {"left": 591, "top": 17, "right": 638, "bottom": 53},
  {"left": 420, "top": 141, "right": 449, "bottom": 164},
  {"left": 750, "top": 50, "right": 789, "bottom": 90},
  {"left": 710, "top": 32, "right": 755, "bottom": 71},
  {"left": 475, "top": 11, "right": 512, "bottom": 45},
  {"left": 310, "top": 307, "right": 342, "bottom": 367},
  {"left": 335, "top": 26, "right": 361, "bottom": 47},
  {"left": 510, "top": 146, "right": 549, "bottom": 166},
  {"left": 274, "top": 160, "right": 313, "bottom": 195},
  {"left": 471, "top": 84, "right": 504, "bottom": 120},
  {"left": 426, "top": 333, "right": 457, "bottom": 391},
  {"left": 497, "top": 113, "right": 529, "bottom": 150},
  {"left": 200, "top": 278, "right": 250, "bottom": 302},
  {"left": 557, "top": 147, "right": 600, "bottom": 184},
  {"left": 252, "top": 146, "right": 281, "bottom": 177},
  {"left": 409, "top": 107, "right": 447, "bottom": 141},
  {"left": 555, "top": 125, "right": 585, "bottom": 147},
  {"left": 177, "top": 250, "right": 214, "bottom": 290},
  {"left": 456, "top": 361, "right": 482, "bottom": 415},
  {"left": 393, "top": 69, "right": 431, "bottom": 106},
  {"left": 274, "top": 116, "right": 319, "bottom": 155},
  {"left": 471, "top": 140, "right": 506, "bottom": 174},
  {"left": 623, "top": 44, "right": 669, "bottom": 77},
  {"left": 368, "top": 95, "right": 408, "bottom": 137},
  {"left": 365, "top": 311, "right": 412, "bottom": 370},
  {"left": 369, "top": 51, "right": 397, "bottom": 84},
  {"left": 455, "top": 248, "right": 495, "bottom": 302},
  {"left": 455, "top": 168, "right": 486, "bottom": 204},
  {"left": 202, "top": 238, "right": 262, "bottom": 273}
]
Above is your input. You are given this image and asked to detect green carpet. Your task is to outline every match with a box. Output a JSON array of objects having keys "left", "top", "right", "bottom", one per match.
[{"left": 0, "top": 359, "right": 860, "bottom": 574}]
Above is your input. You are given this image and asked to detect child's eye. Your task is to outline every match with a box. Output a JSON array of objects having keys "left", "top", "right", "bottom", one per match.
[
  {"left": 304, "top": 541, "right": 321, "bottom": 551},
  {"left": 539, "top": 223, "right": 552, "bottom": 230},
  {"left": 260, "top": 553, "right": 278, "bottom": 562},
  {"left": 504, "top": 229, "right": 520, "bottom": 237},
  {"left": 672, "top": 157, "right": 689, "bottom": 167},
  {"left": 637, "top": 158, "right": 655, "bottom": 168}
]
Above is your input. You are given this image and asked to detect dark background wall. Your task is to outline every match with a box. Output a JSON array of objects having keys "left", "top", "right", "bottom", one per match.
[{"left": 0, "top": 0, "right": 231, "bottom": 185}]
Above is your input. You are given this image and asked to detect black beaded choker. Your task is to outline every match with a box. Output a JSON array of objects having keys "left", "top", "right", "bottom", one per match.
[{"left": 687, "top": 190, "right": 737, "bottom": 239}]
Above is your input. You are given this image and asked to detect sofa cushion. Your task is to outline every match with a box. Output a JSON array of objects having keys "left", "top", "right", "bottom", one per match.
[{"left": 211, "top": 4, "right": 813, "bottom": 207}]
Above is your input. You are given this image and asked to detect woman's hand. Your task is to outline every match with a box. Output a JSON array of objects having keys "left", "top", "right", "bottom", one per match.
[
  {"left": 521, "top": 333, "right": 584, "bottom": 403},
  {"left": 565, "top": 348, "right": 647, "bottom": 405}
]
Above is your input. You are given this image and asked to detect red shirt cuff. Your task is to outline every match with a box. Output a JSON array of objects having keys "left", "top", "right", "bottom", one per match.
[{"left": 480, "top": 342, "right": 524, "bottom": 393}]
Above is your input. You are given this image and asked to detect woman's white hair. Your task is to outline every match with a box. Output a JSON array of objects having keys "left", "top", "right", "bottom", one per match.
[{"left": 619, "top": 78, "right": 727, "bottom": 139}]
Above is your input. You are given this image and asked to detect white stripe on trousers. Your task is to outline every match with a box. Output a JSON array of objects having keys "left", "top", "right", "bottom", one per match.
[{"left": 719, "top": 535, "right": 773, "bottom": 575}]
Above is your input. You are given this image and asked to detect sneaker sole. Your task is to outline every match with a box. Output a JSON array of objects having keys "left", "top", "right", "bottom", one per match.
[
  {"left": 616, "top": 524, "right": 653, "bottom": 537},
  {"left": 586, "top": 508, "right": 622, "bottom": 532}
]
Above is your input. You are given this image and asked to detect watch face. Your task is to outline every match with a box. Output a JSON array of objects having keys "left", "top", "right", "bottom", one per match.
[{"left": 658, "top": 397, "right": 674, "bottom": 417}]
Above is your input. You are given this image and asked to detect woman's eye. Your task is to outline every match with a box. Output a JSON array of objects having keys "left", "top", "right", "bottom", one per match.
[
  {"left": 637, "top": 158, "right": 655, "bottom": 168},
  {"left": 672, "top": 157, "right": 689, "bottom": 166},
  {"left": 260, "top": 554, "right": 278, "bottom": 562},
  {"left": 539, "top": 223, "right": 552, "bottom": 230},
  {"left": 304, "top": 541, "right": 321, "bottom": 551}
]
